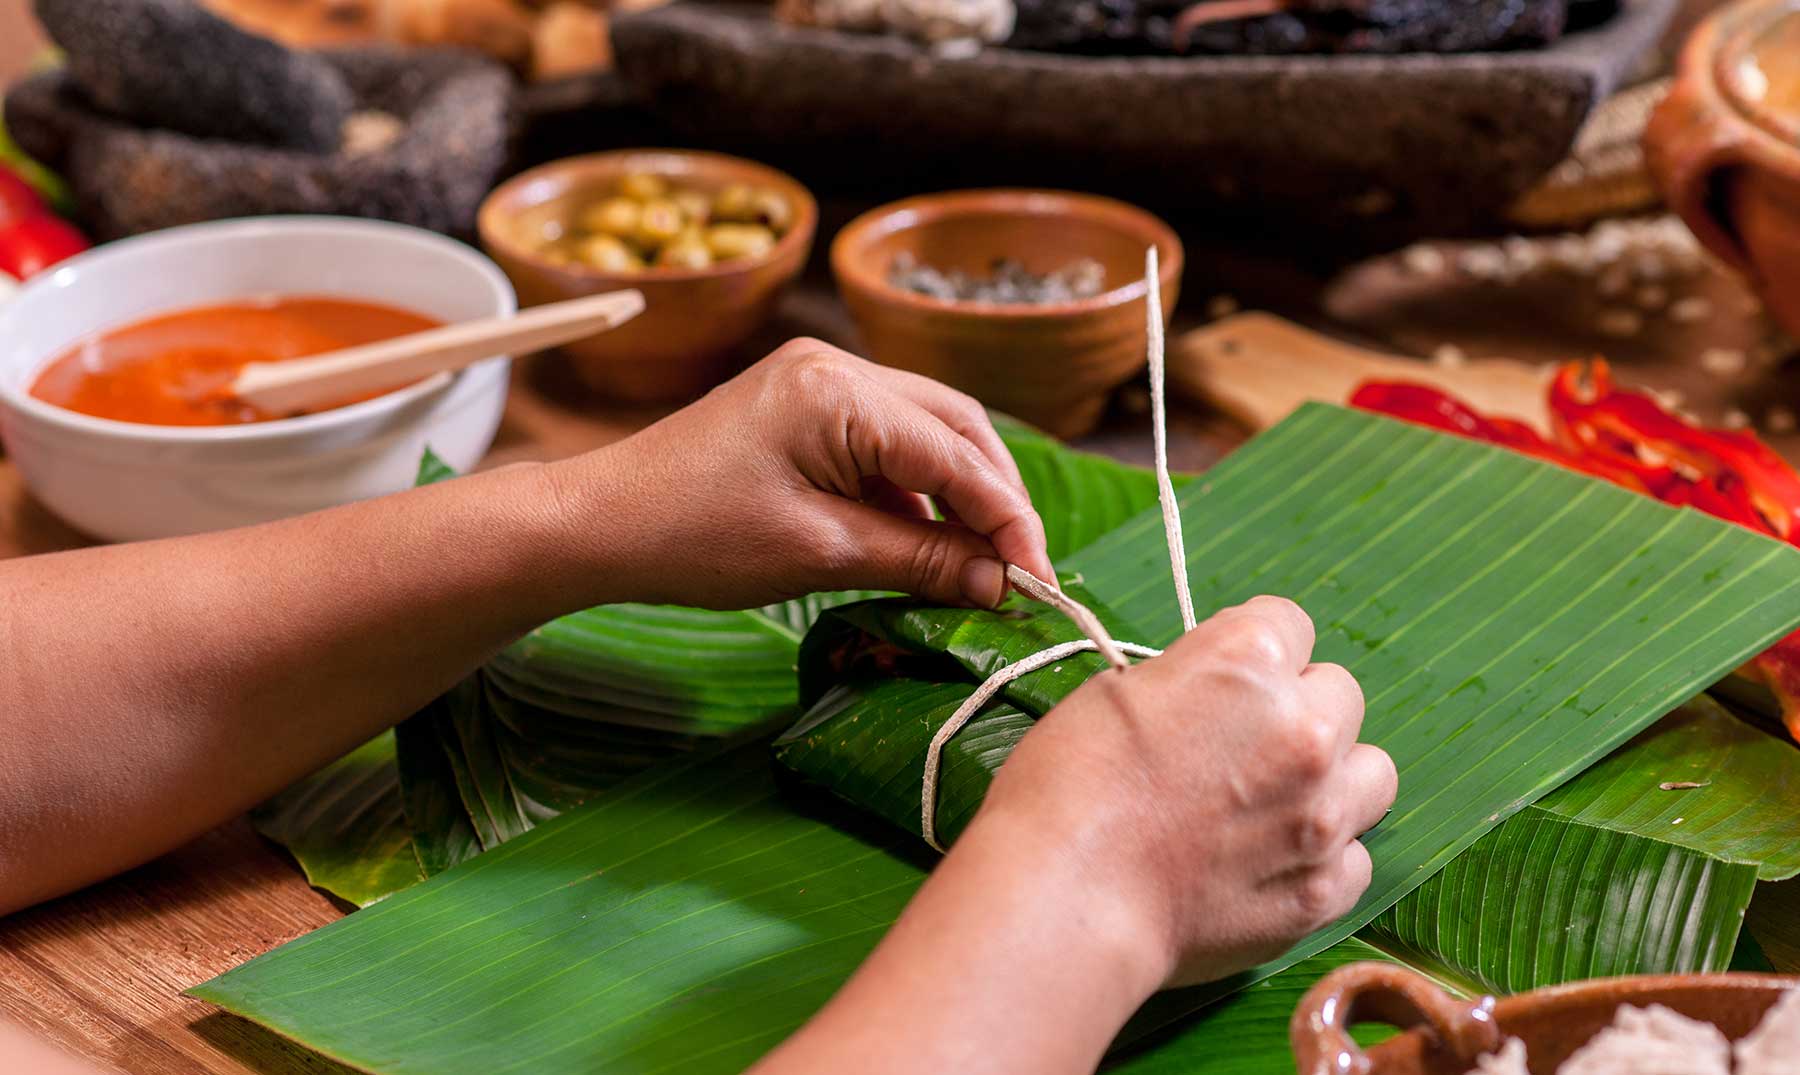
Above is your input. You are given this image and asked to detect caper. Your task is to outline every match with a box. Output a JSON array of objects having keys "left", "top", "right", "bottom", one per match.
[
  {"left": 705, "top": 223, "right": 777, "bottom": 262},
  {"left": 579, "top": 196, "right": 641, "bottom": 238},
  {"left": 751, "top": 189, "right": 793, "bottom": 233},
  {"left": 711, "top": 183, "right": 758, "bottom": 223},
  {"left": 672, "top": 190, "right": 712, "bottom": 227},
  {"left": 635, "top": 198, "right": 686, "bottom": 247},
  {"left": 617, "top": 171, "right": 668, "bottom": 201},
  {"left": 657, "top": 231, "right": 714, "bottom": 270},
  {"left": 577, "top": 234, "right": 644, "bottom": 274}
]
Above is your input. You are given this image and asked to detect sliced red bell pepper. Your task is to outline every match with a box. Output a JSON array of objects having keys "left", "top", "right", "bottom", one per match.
[
  {"left": 1551, "top": 360, "right": 1800, "bottom": 539},
  {"left": 1350, "top": 380, "right": 1657, "bottom": 491}
]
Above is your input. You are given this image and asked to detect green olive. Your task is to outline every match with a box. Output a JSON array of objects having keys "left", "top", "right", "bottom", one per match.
[
  {"left": 657, "top": 231, "right": 714, "bottom": 270},
  {"left": 617, "top": 171, "right": 669, "bottom": 201},
  {"left": 579, "top": 196, "right": 641, "bottom": 238},
  {"left": 751, "top": 189, "right": 793, "bottom": 233},
  {"left": 705, "top": 223, "right": 777, "bottom": 262},
  {"left": 577, "top": 234, "right": 644, "bottom": 274},
  {"left": 672, "top": 190, "right": 712, "bottom": 227},
  {"left": 540, "top": 241, "right": 579, "bottom": 268},
  {"left": 635, "top": 198, "right": 686, "bottom": 248},
  {"left": 711, "top": 183, "right": 758, "bottom": 223}
]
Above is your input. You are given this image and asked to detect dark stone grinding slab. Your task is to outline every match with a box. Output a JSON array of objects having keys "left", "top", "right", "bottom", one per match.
[
  {"left": 5, "top": 47, "right": 513, "bottom": 241},
  {"left": 613, "top": 0, "right": 1676, "bottom": 245},
  {"left": 34, "top": 0, "right": 354, "bottom": 153}
]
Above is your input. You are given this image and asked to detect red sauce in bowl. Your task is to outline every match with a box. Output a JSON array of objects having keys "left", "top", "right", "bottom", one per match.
[{"left": 29, "top": 296, "right": 441, "bottom": 426}]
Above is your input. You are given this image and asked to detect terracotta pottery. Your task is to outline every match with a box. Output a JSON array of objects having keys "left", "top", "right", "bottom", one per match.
[
  {"left": 1647, "top": 0, "right": 1800, "bottom": 341},
  {"left": 477, "top": 149, "right": 816, "bottom": 403},
  {"left": 831, "top": 189, "right": 1182, "bottom": 439},
  {"left": 1290, "top": 962, "right": 1799, "bottom": 1075}
]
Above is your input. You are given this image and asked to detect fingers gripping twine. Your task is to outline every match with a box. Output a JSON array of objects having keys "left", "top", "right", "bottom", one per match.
[{"left": 920, "top": 247, "right": 1193, "bottom": 852}]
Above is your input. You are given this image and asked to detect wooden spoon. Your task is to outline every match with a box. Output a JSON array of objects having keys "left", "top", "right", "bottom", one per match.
[{"left": 229, "top": 289, "right": 646, "bottom": 414}]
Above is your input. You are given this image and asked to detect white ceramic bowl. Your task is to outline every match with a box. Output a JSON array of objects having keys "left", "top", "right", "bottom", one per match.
[{"left": 0, "top": 217, "right": 515, "bottom": 542}]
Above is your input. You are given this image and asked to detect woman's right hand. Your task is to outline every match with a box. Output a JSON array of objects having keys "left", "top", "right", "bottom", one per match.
[{"left": 979, "top": 594, "right": 1397, "bottom": 987}]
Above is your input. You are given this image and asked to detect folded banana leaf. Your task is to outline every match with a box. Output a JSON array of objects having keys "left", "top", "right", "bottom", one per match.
[{"left": 201, "top": 405, "right": 1800, "bottom": 1072}]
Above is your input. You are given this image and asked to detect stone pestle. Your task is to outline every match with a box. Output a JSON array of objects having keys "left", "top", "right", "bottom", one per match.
[{"left": 33, "top": 0, "right": 353, "bottom": 154}]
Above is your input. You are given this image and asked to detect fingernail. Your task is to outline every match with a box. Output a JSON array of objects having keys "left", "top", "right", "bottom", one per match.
[{"left": 960, "top": 557, "right": 1006, "bottom": 609}]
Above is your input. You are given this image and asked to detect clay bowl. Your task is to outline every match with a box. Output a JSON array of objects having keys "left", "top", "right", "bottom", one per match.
[
  {"left": 1290, "top": 962, "right": 1798, "bottom": 1075},
  {"left": 1647, "top": 0, "right": 1800, "bottom": 341},
  {"left": 832, "top": 190, "right": 1182, "bottom": 439},
  {"left": 478, "top": 149, "right": 816, "bottom": 403}
]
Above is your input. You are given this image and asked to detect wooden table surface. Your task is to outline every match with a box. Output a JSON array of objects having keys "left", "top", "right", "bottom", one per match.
[{"left": 2, "top": 3, "right": 1788, "bottom": 1073}]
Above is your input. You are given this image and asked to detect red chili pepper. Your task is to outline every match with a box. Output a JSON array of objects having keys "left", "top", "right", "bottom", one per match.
[
  {"left": 0, "top": 213, "right": 89, "bottom": 280},
  {"left": 0, "top": 166, "right": 45, "bottom": 225},
  {"left": 0, "top": 163, "right": 88, "bottom": 281}
]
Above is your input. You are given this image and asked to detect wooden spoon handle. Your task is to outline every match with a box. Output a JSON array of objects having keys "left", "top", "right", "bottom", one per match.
[{"left": 232, "top": 289, "right": 646, "bottom": 414}]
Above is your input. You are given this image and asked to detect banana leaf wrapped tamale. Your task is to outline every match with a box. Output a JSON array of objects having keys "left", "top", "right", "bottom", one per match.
[{"left": 778, "top": 582, "right": 1131, "bottom": 847}]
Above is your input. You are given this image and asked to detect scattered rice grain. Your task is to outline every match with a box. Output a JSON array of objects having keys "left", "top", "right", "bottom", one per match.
[
  {"left": 1596, "top": 309, "right": 1643, "bottom": 338},
  {"left": 1635, "top": 285, "right": 1668, "bottom": 311},
  {"left": 1457, "top": 247, "right": 1508, "bottom": 281},
  {"left": 1700, "top": 348, "right": 1747, "bottom": 376},
  {"left": 1769, "top": 407, "right": 1797, "bottom": 433},
  {"left": 1669, "top": 296, "right": 1713, "bottom": 323},
  {"left": 1400, "top": 244, "right": 1447, "bottom": 276},
  {"left": 1724, "top": 409, "right": 1752, "bottom": 429},
  {"left": 1432, "top": 344, "right": 1467, "bottom": 368}
]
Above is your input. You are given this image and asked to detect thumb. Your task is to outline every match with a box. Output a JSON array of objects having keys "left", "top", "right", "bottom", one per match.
[{"left": 816, "top": 497, "right": 1008, "bottom": 608}]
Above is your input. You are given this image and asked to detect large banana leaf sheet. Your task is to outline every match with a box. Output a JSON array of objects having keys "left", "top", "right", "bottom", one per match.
[{"left": 199, "top": 406, "right": 1800, "bottom": 1072}]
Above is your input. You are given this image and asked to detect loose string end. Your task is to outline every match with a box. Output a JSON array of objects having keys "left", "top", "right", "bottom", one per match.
[
  {"left": 1005, "top": 564, "right": 1130, "bottom": 671},
  {"left": 1145, "top": 246, "right": 1197, "bottom": 634}
]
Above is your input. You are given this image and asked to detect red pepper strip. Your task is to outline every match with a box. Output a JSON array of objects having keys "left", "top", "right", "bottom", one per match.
[
  {"left": 1551, "top": 360, "right": 1800, "bottom": 539},
  {"left": 1745, "top": 635, "right": 1800, "bottom": 743},
  {"left": 1349, "top": 382, "right": 1654, "bottom": 491},
  {"left": 1660, "top": 475, "right": 1776, "bottom": 534}
]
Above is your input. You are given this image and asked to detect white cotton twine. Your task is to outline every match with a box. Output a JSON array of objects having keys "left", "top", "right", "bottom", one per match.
[{"left": 920, "top": 247, "right": 1191, "bottom": 851}]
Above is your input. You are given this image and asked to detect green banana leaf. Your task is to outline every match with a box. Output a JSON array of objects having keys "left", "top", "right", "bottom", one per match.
[
  {"left": 1747, "top": 878, "right": 1800, "bottom": 973},
  {"left": 200, "top": 406, "right": 1800, "bottom": 1072},
  {"left": 258, "top": 426, "right": 1171, "bottom": 902},
  {"left": 248, "top": 733, "right": 423, "bottom": 908},
  {"left": 782, "top": 681, "right": 1784, "bottom": 1069}
]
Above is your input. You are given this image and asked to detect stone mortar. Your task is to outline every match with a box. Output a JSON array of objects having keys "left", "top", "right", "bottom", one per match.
[
  {"left": 6, "top": 47, "right": 514, "bottom": 241},
  {"left": 614, "top": 0, "right": 1677, "bottom": 244}
]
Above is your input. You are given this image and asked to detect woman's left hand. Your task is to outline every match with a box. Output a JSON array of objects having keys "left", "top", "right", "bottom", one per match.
[{"left": 545, "top": 338, "right": 1055, "bottom": 610}]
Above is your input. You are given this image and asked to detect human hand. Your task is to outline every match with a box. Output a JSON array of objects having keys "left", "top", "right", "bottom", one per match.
[
  {"left": 549, "top": 338, "right": 1054, "bottom": 610},
  {"left": 974, "top": 596, "right": 1397, "bottom": 988}
]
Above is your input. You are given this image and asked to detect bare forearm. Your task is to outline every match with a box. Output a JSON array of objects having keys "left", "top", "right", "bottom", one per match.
[
  {"left": 0, "top": 458, "right": 619, "bottom": 912},
  {"left": 751, "top": 806, "right": 1169, "bottom": 1075}
]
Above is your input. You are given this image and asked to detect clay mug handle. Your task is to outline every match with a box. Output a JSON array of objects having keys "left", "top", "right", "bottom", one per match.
[
  {"left": 1290, "top": 962, "right": 1501, "bottom": 1075},
  {"left": 1643, "top": 23, "right": 1754, "bottom": 275}
]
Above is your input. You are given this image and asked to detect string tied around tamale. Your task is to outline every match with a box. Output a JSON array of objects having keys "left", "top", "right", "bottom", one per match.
[{"left": 920, "top": 246, "right": 1192, "bottom": 852}]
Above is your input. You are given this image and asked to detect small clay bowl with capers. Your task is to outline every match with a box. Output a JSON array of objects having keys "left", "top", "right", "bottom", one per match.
[
  {"left": 478, "top": 149, "right": 816, "bottom": 402},
  {"left": 833, "top": 189, "right": 1181, "bottom": 439}
]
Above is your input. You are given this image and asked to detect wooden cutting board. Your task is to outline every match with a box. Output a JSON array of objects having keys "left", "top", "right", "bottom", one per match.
[{"left": 1168, "top": 312, "right": 1557, "bottom": 434}]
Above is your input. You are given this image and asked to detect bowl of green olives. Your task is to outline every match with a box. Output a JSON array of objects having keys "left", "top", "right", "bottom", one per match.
[{"left": 478, "top": 149, "right": 816, "bottom": 402}]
